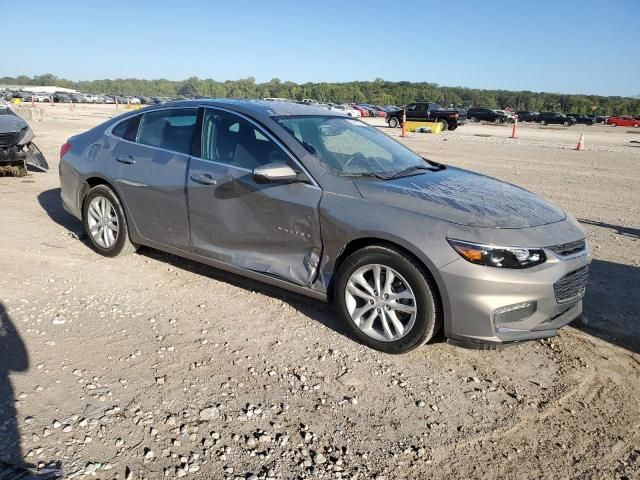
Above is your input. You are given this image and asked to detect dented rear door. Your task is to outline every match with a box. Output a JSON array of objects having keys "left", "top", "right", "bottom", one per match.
[{"left": 187, "top": 108, "right": 323, "bottom": 287}]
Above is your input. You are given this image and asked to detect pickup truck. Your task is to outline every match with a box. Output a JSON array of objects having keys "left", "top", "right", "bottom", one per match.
[{"left": 386, "top": 102, "right": 463, "bottom": 131}]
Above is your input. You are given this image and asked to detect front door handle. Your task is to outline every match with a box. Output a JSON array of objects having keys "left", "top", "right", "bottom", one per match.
[
  {"left": 116, "top": 155, "right": 136, "bottom": 165},
  {"left": 191, "top": 173, "right": 217, "bottom": 185}
]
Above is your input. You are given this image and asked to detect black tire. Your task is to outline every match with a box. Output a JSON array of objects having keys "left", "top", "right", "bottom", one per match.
[
  {"left": 82, "top": 184, "right": 137, "bottom": 257},
  {"left": 610, "top": 123, "right": 617, "bottom": 127},
  {"left": 540, "top": 120, "right": 547, "bottom": 125},
  {"left": 470, "top": 116, "right": 478, "bottom": 122},
  {"left": 334, "top": 245, "right": 440, "bottom": 354},
  {"left": 439, "top": 119, "right": 448, "bottom": 132},
  {"left": 388, "top": 117, "right": 399, "bottom": 128},
  {"left": 563, "top": 121, "right": 570, "bottom": 127},
  {"left": 634, "top": 124, "right": 639, "bottom": 128}
]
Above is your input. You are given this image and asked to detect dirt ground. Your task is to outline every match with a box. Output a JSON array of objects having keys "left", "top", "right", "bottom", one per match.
[{"left": 0, "top": 104, "right": 638, "bottom": 480}]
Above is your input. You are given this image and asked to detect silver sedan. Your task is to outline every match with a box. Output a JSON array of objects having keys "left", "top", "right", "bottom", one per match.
[{"left": 59, "top": 100, "right": 589, "bottom": 353}]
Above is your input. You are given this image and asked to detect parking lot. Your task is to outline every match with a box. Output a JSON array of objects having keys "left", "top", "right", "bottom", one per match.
[{"left": 1, "top": 104, "right": 639, "bottom": 479}]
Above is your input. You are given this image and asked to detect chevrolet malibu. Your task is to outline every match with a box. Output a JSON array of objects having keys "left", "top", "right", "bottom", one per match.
[{"left": 59, "top": 100, "right": 590, "bottom": 353}]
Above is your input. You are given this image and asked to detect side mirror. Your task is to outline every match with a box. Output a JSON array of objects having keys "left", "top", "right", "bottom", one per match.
[{"left": 253, "top": 163, "right": 299, "bottom": 183}]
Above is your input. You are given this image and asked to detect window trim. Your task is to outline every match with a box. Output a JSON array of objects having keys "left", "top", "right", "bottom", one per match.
[{"left": 195, "top": 106, "right": 320, "bottom": 189}]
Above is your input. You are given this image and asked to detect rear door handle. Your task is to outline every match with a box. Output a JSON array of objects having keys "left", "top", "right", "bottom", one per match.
[
  {"left": 116, "top": 155, "right": 136, "bottom": 165},
  {"left": 191, "top": 173, "right": 217, "bottom": 185}
]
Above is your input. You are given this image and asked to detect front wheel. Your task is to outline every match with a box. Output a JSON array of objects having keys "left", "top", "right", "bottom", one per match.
[
  {"left": 610, "top": 123, "right": 617, "bottom": 127},
  {"left": 540, "top": 120, "right": 547, "bottom": 125},
  {"left": 563, "top": 121, "right": 570, "bottom": 126},
  {"left": 388, "top": 117, "right": 399, "bottom": 128},
  {"left": 470, "top": 116, "right": 478, "bottom": 122},
  {"left": 82, "top": 185, "right": 137, "bottom": 257},
  {"left": 634, "top": 124, "right": 639, "bottom": 128},
  {"left": 439, "top": 119, "right": 448, "bottom": 132},
  {"left": 334, "top": 245, "right": 440, "bottom": 353}
]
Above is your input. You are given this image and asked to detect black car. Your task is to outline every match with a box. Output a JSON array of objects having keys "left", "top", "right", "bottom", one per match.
[
  {"left": 589, "top": 115, "right": 608, "bottom": 124},
  {"left": 515, "top": 111, "right": 539, "bottom": 122},
  {"left": 537, "top": 112, "right": 576, "bottom": 126},
  {"left": 386, "top": 102, "right": 462, "bottom": 131},
  {"left": 53, "top": 92, "right": 72, "bottom": 103},
  {"left": 466, "top": 107, "right": 508, "bottom": 123},
  {"left": 566, "top": 114, "right": 594, "bottom": 125}
]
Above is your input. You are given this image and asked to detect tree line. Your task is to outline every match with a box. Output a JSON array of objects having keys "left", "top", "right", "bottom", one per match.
[{"left": 2, "top": 74, "right": 639, "bottom": 115}]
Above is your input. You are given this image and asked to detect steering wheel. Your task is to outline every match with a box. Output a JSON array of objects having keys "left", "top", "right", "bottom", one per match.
[{"left": 343, "top": 152, "right": 368, "bottom": 172}]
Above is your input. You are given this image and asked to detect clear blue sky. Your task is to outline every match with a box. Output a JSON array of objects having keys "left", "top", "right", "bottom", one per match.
[{"left": 4, "top": 0, "right": 639, "bottom": 96}]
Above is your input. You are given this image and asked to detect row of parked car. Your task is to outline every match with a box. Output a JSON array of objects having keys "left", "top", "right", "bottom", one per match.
[
  {"left": 4, "top": 90, "right": 638, "bottom": 128},
  {"left": 465, "top": 108, "right": 640, "bottom": 127},
  {"left": 1, "top": 90, "right": 175, "bottom": 105},
  {"left": 263, "top": 98, "right": 402, "bottom": 118}
]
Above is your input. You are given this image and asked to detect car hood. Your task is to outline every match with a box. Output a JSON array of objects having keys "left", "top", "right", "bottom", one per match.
[
  {"left": 0, "top": 111, "right": 27, "bottom": 133},
  {"left": 354, "top": 166, "right": 566, "bottom": 228}
]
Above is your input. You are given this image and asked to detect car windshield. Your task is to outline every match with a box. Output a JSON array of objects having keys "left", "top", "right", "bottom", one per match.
[{"left": 276, "top": 115, "right": 432, "bottom": 178}]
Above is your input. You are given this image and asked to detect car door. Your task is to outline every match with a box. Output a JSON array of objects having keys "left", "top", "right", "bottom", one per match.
[
  {"left": 187, "top": 107, "right": 323, "bottom": 286},
  {"left": 412, "top": 103, "right": 428, "bottom": 121},
  {"left": 109, "top": 107, "right": 197, "bottom": 250},
  {"left": 404, "top": 103, "right": 419, "bottom": 120}
]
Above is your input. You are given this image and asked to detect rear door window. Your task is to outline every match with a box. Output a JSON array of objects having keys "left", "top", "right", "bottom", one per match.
[{"left": 137, "top": 108, "right": 197, "bottom": 154}]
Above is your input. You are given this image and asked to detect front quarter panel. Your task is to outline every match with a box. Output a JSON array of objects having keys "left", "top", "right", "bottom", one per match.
[{"left": 317, "top": 191, "right": 459, "bottom": 296}]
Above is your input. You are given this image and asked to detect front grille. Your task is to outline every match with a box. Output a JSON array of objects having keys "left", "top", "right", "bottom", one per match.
[
  {"left": 0, "top": 132, "right": 20, "bottom": 148},
  {"left": 547, "top": 239, "right": 586, "bottom": 257},
  {"left": 554, "top": 266, "right": 589, "bottom": 303}
]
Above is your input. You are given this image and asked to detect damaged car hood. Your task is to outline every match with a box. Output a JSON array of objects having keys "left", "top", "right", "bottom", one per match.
[
  {"left": 0, "top": 111, "right": 28, "bottom": 134},
  {"left": 354, "top": 166, "right": 565, "bottom": 228}
]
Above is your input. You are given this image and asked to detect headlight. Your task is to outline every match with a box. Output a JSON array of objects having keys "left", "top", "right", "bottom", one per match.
[
  {"left": 17, "top": 126, "right": 34, "bottom": 145},
  {"left": 447, "top": 239, "right": 546, "bottom": 269}
]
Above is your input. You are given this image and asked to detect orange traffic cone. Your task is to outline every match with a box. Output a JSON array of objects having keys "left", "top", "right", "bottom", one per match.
[
  {"left": 511, "top": 117, "right": 519, "bottom": 138},
  {"left": 576, "top": 133, "right": 585, "bottom": 151}
]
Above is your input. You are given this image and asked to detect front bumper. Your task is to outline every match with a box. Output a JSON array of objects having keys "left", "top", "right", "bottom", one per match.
[
  {"left": 0, "top": 145, "right": 26, "bottom": 165},
  {"left": 439, "top": 247, "right": 590, "bottom": 345},
  {"left": 0, "top": 143, "right": 49, "bottom": 171}
]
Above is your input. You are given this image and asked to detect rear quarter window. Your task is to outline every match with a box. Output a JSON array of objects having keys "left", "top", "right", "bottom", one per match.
[{"left": 112, "top": 115, "right": 141, "bottom": 142}]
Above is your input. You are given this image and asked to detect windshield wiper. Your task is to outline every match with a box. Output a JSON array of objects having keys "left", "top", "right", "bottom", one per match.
[
  {"left": 387, "top": 165, "right": 435, "bottom": 179},
  {"left": 340, "top": 172, "right": 390, "bottom": 180}
]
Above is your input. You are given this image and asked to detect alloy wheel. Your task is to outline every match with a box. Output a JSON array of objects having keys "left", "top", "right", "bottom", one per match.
[
  {"left": 87, "top": 196, "right": 119, "bottom": 249},
  {"left": 344, "top": 264, "right": 417, "bottom": 342}
]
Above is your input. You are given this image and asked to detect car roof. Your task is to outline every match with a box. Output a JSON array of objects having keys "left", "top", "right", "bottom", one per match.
[{"left": 149, "top": 98, "right": 343, "bottom": 118}]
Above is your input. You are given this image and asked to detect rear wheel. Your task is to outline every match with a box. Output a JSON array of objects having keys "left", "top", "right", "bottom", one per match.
[
  {"left": 388, "top": 117, "right": 399, "bottom": 128},
  {"left": 540, "top": 120, "right": 547, "bottom": 125},
  {"left": 334, "top": 245, "right": 440, "bottom": 353},
  {"left": 610, "top": 122, "right": 617, "bottom": 127},
  {"left": 470, "top": 116, "right": 478, "bottom": 122},
  {"left": 439, "top": 119, "right": 448, "bottom": 132},
  {"left": 82, "top": 185, "right": 137, "bottom": 257},
  {"left": 563, "top": 121, "right": 570, "bottom": 126}
]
